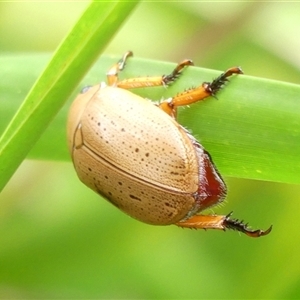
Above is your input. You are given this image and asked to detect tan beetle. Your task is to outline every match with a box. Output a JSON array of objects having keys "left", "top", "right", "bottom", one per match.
[{"left": 67, "top": 51, "right": 272, "bottom": 238}]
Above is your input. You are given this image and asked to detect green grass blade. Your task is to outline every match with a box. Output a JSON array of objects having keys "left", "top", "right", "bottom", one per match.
[
  {"left": 0, "top": 1, "right": 139, "bottom": 192},
  {"left": 178, "top": 71, "right": 300, "bottom": 185},
  {"left": 1, "top": 54, "right": 299, "bottom": 185}
]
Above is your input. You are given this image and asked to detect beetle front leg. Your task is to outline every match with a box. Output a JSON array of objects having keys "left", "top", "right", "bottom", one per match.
[
  {"left": 176, "top": 212, "right": 272, "bottom": 238},
  {"left": 107, "top": 51, "right": 133, "bottom": 86},
  {"left": 158, "top": 67, "right": 243, "bottom": 118},
  {"left": 117, "top": 59, "right": 193, "bottom": 89}
]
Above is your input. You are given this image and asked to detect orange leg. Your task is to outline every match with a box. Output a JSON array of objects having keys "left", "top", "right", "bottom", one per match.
[
  {"left": 107, "top": 51, "right": 193, "bottom": 88},
  {"left": 107, "top": 51, "right": 133, "bottom": 86},
  {"left": 117, "top": 58, "right": 193, "bottom": 89},
  {"left": 159, "top": 67, "right": 243, "bottom": 118},
  {"left": 176, "top": 212, "right": 272, "bottom": 238},
  {"left": 107, "top": 52, "right": 242, "bottom": 118}
]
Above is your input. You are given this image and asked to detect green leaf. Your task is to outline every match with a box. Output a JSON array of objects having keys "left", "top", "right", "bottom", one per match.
[
  {"left": 1, "top": 53, "right": 300, "bottom": 188},
  {"left": 178, "top": 72, "right": 300, "bottom": 185},
  {"left": 0, "top": 1, "right": 139, "bottom": 193}
]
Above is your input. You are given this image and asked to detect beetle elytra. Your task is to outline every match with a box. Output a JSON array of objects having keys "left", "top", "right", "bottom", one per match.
[{"left": 67, "top": 51, "right": 272, "bottom": 238}]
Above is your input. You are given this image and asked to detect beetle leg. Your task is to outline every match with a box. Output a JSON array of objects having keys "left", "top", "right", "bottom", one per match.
[
  {"left": 158, "top": 67, "right": 243, "bottom": 118},
  {"left": 117, "top": 59, "right": 194, "bottom": 89},
  {"left": 107, "top": 51, "right": 133, "bottom": 86},
  {"left": 176, "top": 212, "right": 272, "bottom": 238}
]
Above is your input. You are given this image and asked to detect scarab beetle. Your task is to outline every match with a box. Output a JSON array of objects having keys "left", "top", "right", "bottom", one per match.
[{"left": 67, "top": 51, "right": 272, "bottom": 238}]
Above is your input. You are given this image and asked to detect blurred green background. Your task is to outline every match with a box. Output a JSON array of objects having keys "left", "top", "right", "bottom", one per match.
[{"left": 1, "top": 2, "right": 300, "bottom": 299}]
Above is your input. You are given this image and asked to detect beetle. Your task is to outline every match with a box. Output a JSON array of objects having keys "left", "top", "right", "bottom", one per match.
[{"left": 67, "top": 51, "right": 272, "bottom": 238}]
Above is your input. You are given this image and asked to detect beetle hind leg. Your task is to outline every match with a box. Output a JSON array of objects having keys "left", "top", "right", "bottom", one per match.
[{"left": 176, "top": 213, "right": 272, "bottom": 238}]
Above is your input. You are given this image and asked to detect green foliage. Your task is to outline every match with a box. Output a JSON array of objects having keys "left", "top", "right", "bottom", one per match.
[
  {"left": 0, "top": 1, "right": 139, "bottom": 192},
  {"left": 2, "top": 54, "right": 299, "bottom": 186},
  {"left": 1, "top": 2, "right": 300, "bottom": 299}
]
